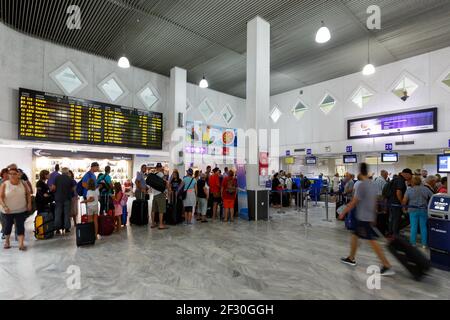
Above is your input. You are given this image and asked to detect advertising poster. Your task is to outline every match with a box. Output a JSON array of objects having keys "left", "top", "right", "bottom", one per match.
[
  {"left": 259, "top": 152, "right": 269, "bottom": 186},
  {"left": 236, "top": 164, "right": 249, "bottom": 220}
]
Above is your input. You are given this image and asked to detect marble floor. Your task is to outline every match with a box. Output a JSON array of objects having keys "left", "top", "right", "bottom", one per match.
[{"left": 0, "top": 206, "right": 449, "bottom": 300}]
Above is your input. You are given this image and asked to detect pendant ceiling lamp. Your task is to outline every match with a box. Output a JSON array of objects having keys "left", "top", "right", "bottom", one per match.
[
  {"left": 199, "top": 75, "right": 209, "bottom": 89},
  {"left": 362, "top": 37, "right": 376, "bottom": 76},
  {"left": 315, "top": 21, "right": 331, "bottom": 44},
  {"left": 118, "top": 56, "right": 130, "bottom": 69}
]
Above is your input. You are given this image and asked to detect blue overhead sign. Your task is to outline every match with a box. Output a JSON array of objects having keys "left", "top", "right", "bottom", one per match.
[
  {"left": 385, "top": 143, "right": 393, "bottom": 151},
  {"left": 346, "top": 146, "right": 352, "bottom": 153},
  {"left": 306, "top": 149, "right": 312, "bottom": 155}
]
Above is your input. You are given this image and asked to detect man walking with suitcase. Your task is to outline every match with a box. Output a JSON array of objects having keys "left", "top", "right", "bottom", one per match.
[{"left": 339, "top": 163, "right": 395, "bottom": 276}]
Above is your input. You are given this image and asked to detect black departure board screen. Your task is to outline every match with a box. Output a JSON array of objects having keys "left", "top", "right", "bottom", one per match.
[{"left": 18, "top": 88, "right": 163, "bottom": 150}]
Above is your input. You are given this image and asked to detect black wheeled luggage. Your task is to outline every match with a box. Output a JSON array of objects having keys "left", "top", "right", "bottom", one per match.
[
  {"left": 388, "top": 236, "right": 431, "bottom": 280},
  {"left": 130, "top": 199, "right": 149, "bottom": 226},
  {"left": 76, "top": 222, "right": 96, "bottom": 247}
]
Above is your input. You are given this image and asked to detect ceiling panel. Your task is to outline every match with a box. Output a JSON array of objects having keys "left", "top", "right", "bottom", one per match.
[{"left": 1, "top": 0, "right": 450, "bottom": 98}]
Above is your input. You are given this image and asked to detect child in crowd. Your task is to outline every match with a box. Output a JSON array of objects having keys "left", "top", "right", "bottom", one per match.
[
  {"left": 80, "top": 179, "right": 100, "bottom": 239},
  {"left": 113, "top": 182, "right": 124, "bottom": 232}
]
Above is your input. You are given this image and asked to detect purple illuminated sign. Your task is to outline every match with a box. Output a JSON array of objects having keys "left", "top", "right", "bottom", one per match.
[
  {"left": 348, "top": 107, "right": 437, "bottom": 140},
  {"left": 185, "top": 146, "right": 207, "bottom": 154}
]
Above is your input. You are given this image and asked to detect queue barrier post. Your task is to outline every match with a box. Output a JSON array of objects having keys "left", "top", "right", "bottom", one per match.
[
  {"left": 277, "top": 190, "right": 286, "bottom": 214},
  {"left": 301, "top": 191, "right": 312, "bottom": 228}
]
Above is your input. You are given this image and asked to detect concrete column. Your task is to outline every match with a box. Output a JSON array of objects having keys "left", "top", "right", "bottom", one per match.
[
  {"left": 246, "top": 16, "right": 270, "bottom": 190},
  {"left": 166, "top": 67, "right": 187, "bottom": 172},
  {"left": 245, "top": 16, "right": 271, "bottom": 220}
]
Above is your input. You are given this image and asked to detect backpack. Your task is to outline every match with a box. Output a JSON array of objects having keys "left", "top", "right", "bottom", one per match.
[
  {"left": 97, "top": 174, "right": 110, "bottom": 193},
  {"left": 226, "top": 178, "right": 237, "bottom": 194},
  {"left": 302, "top": 178, "right": 311, "bottom": 190},
  {"left": 76, "top": 180, "right": 84, "bottom": 197},
  {"left": 120, "top": 193, "right": 128, "bottom": 207},
  {"left": 382, "top": 179, "right": 394, "bottom": 200}
]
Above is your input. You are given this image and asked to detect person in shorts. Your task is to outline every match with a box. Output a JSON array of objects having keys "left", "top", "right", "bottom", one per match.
[
  {"left": 182, "top": 168, "right": 197, "bottom": 225},
  {"left": 339, "top": 163, "right": 395, "bottom": 276},
  {"left": 80, "top": 179, "right": 100, "bottom": 239},
  {"left": 150, "top": 163, "right": 169, "bottom": 230}
]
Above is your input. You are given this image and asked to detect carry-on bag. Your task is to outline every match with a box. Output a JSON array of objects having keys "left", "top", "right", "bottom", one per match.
[
  {"left": 76, "top": 222, "right": 96, "bottom": 247},
  {"left": 130, "top": 199, "right": 149, "bottom": 226},
  {"left": 34, "top": 210, "right": 55, "bottom": 240},
  {"left": 373, "top": 227, "right": 430, "bottom": 280},
  {"left": 146, "top": 174, "right": 166, "bottom": 193},
  {"left": 98, "top": 214, "right": 115, "bottom": 236}
]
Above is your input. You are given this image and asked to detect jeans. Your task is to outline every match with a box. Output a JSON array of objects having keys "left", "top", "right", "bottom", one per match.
[
  {"left": 389, "top": 205, "right": 403, "bottom": 236},
  {"left": 99, "top": 194, "right": 111, "bottom": 215},
  {"left": 409, "top": 210, "right": 428, "bottom": 246},
  {"left": 3, "top": 213, "right": 26, "bottom": 236},
  {"left": 55, "top": 200, "right": 71, "bottom": 230}
]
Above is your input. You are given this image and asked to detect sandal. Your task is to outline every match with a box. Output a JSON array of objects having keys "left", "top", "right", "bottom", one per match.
[
  {"left": 19, "top": 246, "right": 27, "bottom": 251},
  {"left": 4, "top": 244, "right": 11, "bottom": 250},
  {"left": 158, "top": 226, "right": 169, "bottom": 230},
  {"left": 150, "top": 225, "right": 158, "bottom": 229}
]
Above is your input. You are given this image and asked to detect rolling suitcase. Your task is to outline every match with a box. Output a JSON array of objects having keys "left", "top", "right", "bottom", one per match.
[
  {"left": 130, "top": 199, "right": 149, "bottom": 226},
  {"left": 76, "top": 222, "right": 96, "bottom": 247},
  {"left": 372, "top": 227, "right": 431, "bottom": 280},
  {"left": 98, "top": 214, "right": 115, "bottom": 236},
  {"left": 388, "top": 236, "right": 430, "bottom": 280}
]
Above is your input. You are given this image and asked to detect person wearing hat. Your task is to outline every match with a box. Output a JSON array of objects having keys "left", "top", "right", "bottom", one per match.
[
  {"left": 81, "top": 162, "right": 100, "bottom": 199},
  {"left": 150, "top": 163, "right": 169, "bottom": 230},
  {"left": 388, "top": 168, "right": 413, "bottom": 237},
  {"left": 180, "top": 168, "right": 197, "bottom": 225}
]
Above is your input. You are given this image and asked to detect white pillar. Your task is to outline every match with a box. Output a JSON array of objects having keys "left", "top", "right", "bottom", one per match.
[
  {"left": 246, "top": 16, "right": 270, "bottom": 191},
  {"left": 166, "top": 67, "right": 187, "bottom": 172}
]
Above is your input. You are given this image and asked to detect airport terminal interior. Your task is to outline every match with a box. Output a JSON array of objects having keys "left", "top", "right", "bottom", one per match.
[{"left": 1, "top": 0, "right": 450, "bottom": 300}]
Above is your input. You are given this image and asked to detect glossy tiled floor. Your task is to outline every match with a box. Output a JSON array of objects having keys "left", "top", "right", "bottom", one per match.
[{"left": 0, "top": 206, "right": 449, "bottom": 300}]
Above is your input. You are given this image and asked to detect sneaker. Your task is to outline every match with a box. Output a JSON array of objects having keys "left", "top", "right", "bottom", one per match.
[
  {"left": 340, "top": 257, "right": 357, "bottom": 267},
  {"left": 380, "top": 266, "right": 395, "bottom": 276}
]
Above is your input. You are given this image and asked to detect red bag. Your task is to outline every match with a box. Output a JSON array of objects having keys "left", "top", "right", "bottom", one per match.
[
  {"left": 98, "top": 215, "right": 115, "bottom": 236},
  {"left": 81, "top": 215, "right": 89, "bottom": 224}
]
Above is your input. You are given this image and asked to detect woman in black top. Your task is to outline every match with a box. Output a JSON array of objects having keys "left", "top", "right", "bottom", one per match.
[
  {"left": 169, "top": 170, "right": 182, "bottom": 204},
  {"left": 35, "top": 170, "right": 52, "bottom": 213},
  {"left": 271, "top": 173, "right": 281, "bottom": 208}
]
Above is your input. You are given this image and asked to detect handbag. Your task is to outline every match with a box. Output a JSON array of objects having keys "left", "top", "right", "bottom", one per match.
[{"left": 182, "top": 178, "right": 194, "bottom": 201}]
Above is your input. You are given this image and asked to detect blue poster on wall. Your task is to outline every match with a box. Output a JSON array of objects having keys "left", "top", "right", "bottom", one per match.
[{"left": 236, "top": 164, "right": 249, "bottom": 220}]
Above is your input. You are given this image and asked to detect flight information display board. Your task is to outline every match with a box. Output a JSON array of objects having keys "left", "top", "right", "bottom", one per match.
[
  {"left": 348, "top": 107, "right": 437, "bottom": 140},
  {"left": 18, "top": 88, "right": 163, "bottom": 150}
]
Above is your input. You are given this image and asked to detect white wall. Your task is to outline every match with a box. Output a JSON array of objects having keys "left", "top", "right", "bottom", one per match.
[
  {"left": 0, "top": 23, "right": 246, "bottom": 172},
  {"left": 186, "top": 83, "right": 246, "bottom": 129},
  {"left": 270, "top": 46, "right": 450, "bottom": 155}
]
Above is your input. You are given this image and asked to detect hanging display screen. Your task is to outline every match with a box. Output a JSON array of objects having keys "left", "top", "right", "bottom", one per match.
[
  {"left": 348, "top": 107, "right": 437, "bottom": 140},
  {"left": 343, "top": 154, "right": 358, "bottom": 164},
  {"left": 18, "top": 88, "right": 163, "bottom": 150}
]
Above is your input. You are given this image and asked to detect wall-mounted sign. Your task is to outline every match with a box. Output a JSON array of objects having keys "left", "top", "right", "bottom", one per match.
[
  {"left": 286, "top": 150, "right": 291, "bottom": 156},
  {"left": 385, "top": 143, "right": 393, "bottom": 151},
  {"left": 306, "top": 149, "right": 312, "bottom": 155},
  {"left": 32, "top": 149, "right": 133, "bottom": 161},
  {"left": 346, "top": 146, "right": 353, "bottom": 153},
  {"left": 259, "top": 152, "right": 269, "bottom": 176},
  {"left": 348, "top": 107, "right": 437, "bottom": 140}
]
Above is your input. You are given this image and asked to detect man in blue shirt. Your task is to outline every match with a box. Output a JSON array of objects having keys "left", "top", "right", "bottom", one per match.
[
  {"left": 82, "top": 162, "right": 100, "bottom": 199},
  {"left": 47, "top": 164, "right": 61, "bottom": 191}
]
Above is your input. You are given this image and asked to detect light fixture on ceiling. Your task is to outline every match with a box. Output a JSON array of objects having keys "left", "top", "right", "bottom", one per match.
[
  {"left": 362, "top": 37, "right": 375, "bottom": 76},
  {"left": 199, "top": 75, "right": 209, "bottom": 89},
  {"left": 315, "top": 21, "right": 331, "bottom": 44},
  {"left": 118, "top": 56, "right": 130, "bottom": 69}
]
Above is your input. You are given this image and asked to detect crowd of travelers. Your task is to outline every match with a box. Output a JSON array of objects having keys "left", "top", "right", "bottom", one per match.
[{"left": 0, "top": 162, "right": 239, "bottom": 251}]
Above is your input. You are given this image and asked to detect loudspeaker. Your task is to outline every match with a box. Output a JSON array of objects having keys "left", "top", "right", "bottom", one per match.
[{"left": 178, "top": 113, "right": 184, "bottom": 128}]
